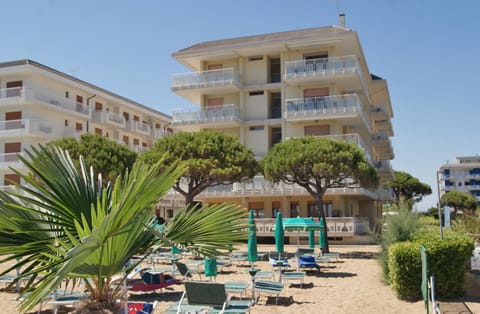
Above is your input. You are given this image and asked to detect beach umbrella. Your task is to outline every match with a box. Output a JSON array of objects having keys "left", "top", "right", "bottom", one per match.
[
  {"left": 275, "top": 212, "right": 284, "bottom": 257},
  {"left": 283, "top": 216, "right": 323, "bottom": 248},
  {"left": 319, "top": 217, "right": 327, "bottom": 253},
  {"left": 247, "top": 210, "right": 258, "bottom": 265}
]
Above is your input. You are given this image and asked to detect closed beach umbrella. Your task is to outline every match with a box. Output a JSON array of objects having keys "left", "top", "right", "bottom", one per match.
[
  {"left": 247, "top": 210, "right": 258, "bottom": 265},
  {"left": 275, "top": 212, "right": 284, "bottom": 256},
  {"left": 319, "top": 217, "right": 327, "bottom": 253}
]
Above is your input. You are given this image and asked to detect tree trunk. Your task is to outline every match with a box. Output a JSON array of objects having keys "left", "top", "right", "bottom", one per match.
[{"left": 316, "top": 195, "right": 330, "bottom": 253}]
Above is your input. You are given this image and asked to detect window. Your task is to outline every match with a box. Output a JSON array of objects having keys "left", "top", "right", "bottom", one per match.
[
  {"left": 142, "top": 142, "right": 147, "bottom": 147},
  {"left": 5, "top": 111, "right": 22, "bottom": 129},
  {"left": 4, "top": 174, "right": 20, "bottom": 185},
  {"left": 133, "top": 115, "right": 139, "bottom": 122},
  {"left": 6, "top": 81, "right": 22, "bottom": 97},
  {"left": 76, "top": 95, "right": 83, "bottom": 103},
  {"left": 95, "top": 102, "right": 103, "bottom": 111},
  {"left": 248, "top": 56, "right": 263, "bottom": 61},
  {"left": 290, "top": 202, "right": 300, "bottom": 217},
  {"left": 133, "top": 138, "right": 139, "bottom": 145},
  {"left": 5, "top": 142, "right": 21, "bottom": 153},
  {"left": 65, "top": 91, "right": 69, "bottom": 98},
  {"left": 249, "top": 202, "right": 265, "bottom": 218},
  {"left": 249, "top": 126, "right": 264, "bottom": 131},
  {"left": 64, "top": 120, "right": 68, "bottom": 126},
  {"left": 75, "top": 123, "right": 83, "bottom": 131},
  {"left": 123, "top": 135, "right": 129, "bottom": 145},
  {"left": 270, "top": 127, "right": 281, "bottom": 148},
  {"left": 167, "top": 209, "right": 174, "bottom": 218},
  {"left": 95, "top": 128, "right": 102, "bottom": 135},
  {"left": 305, "top": 125, "right": 330, "bottom": 136},
  {"left": 123, "top": 112, "right": 130, "bottom": 121},
  {"left": 249, "top": 91, "right": 264, "bottom": 96},
  {"left": 272, "top": 202, "right": 281, "bottom": 218},
  {"left": 270, "top": 92, "right": 281, "bottom": 119},
  {"left": 269, "top": 58, "right": 281, "bottom": 83}
]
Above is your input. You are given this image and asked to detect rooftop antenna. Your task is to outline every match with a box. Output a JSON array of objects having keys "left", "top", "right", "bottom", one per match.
[{"left": 336, "top": 0, "right": 340, "bottom": 16}]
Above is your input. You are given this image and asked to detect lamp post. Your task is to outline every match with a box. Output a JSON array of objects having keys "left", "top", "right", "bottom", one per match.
[{"left": 436, "top": 170, "right": 443, "bottom": 240}]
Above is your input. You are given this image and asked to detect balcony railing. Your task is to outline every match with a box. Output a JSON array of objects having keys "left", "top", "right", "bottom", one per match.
[
  {"left": 172, "top": 68, "right": 241, "bottom": 90},
  {"left": 285, "top": 94, "right": 372, "bottom": 132},
  {"left": 126, "top": 120, "right": 151, "bottom": 135},
  {"left": 323, "top": 134, "right": 373, "bottom": 163},
  {"left": 252, "top": 217, "right": 369, "bottom": 237},
  {"left": 0, "top": 87, "right": 89, "bottom": 115},
  {"left": 192, "top": 175, "right": 377, "bottom": 199},
  {"left": 172, "top": 104, "right": 241, "bottom": 125},
  {"left": 0, "top": 152, "right": 25, "bottom": 169},
  {"left": 0, "top": 119, "right": 53, "bottom": 138},
  {"left": 284, "top": 55, "right": 360, "bottom": 80},
  {"left": 92, "top": 111, "right": 126, "bottom": 128}
]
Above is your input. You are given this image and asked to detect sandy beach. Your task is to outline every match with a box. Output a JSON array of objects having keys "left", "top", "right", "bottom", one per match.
[{"left": 0, "top": 244, "right": 479, "bottom": 313}]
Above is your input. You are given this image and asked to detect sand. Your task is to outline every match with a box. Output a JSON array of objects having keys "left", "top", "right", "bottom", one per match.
[{"left": 0, "top": 244, "right": 479, "bottom": 313}]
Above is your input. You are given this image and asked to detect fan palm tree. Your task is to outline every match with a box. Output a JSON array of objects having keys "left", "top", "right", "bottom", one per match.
[{"left": 0, "top": 145, "right": 248, "bottom": 313}]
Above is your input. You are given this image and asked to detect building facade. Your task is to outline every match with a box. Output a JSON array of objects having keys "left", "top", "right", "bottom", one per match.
[
  {"left": 0, "top": 59, "right": 172, "bottom": 190},
  {"left": 170, "top": 20, "right": 395, "bottom": 243},
  {"left": 438, "top": 156, "right": 480, "bottom": 206}
]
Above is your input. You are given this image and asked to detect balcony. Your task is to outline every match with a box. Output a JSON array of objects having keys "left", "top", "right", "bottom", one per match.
[
  {"left": 0, "top": 119, "right": 53, "bottom": 139},
  {"left": 374, "top": 120, "right": 393, "bottom": 136},
  {"left": 92, "top": 110, "right": 126, "bottom": 128},
  {"left": 126, "top": 120, "right": 151, "bottom": 136},
  {"left": 151, "top": 127, "right": 169, "bottom": 139},
  {"left": 172, "top": 104, "right": 242, "bottom": 130},
  {"left": 371, "top": 106, "right": 389, "bottom": 121},
  {"left": 171, "top": 68, "right": 241, "bottom": 102},
  {"left": 194, "top": 175, "right": 377, "bottom": 199},
  {"left": 0, "top": 152, "right": 25, "bottom": 170},
  {"left": 0, "top": 87, "right": 89, "bottom": 116},
  {"left": 285, "top": 94, "right": 372, "bottom": 132},
  {"left": 372, "top": 134, "right": 394, "bottom": 160},
  {"left": 253, "top": 217, "right": 369, "bottom": 237},
  {"left": 284, "top": 55, "right": 366, "bottom": 90},
  {"left": 323, "top": 134, "right": 373, "bottom": 163},
  {"left": 374, "top": 160, "right": 395, "bottom": 183}
]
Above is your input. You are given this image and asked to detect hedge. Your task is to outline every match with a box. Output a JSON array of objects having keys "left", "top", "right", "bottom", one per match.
[{"left": 388, "top": 228, "right": 474, "bottom": 300}]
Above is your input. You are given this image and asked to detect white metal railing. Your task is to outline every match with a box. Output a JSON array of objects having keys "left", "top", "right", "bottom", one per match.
[
  {"left": 0, "top": 87, "right": 89, "bottom": 115},
  {"left": 285, "top": 94, "right": 372, "bottom": 133},
  {"left": 152, "top": 127, "right": 169, "bottom": 139},
  {"left": 172, "top": 68, "right": 241, "bottom": 90},
  {"left": 172, "top": 104, "right": 241, "bottom": 125},
  {"left": 92, "top": 111, "right": 126, "bottom": 127},
  {"left": 0, "top": 119, "right": 52, "bottom": 137},
  {"left": 193, "top": 175, "right": 378, "bottom": 199},
  {"left": 323, "top": 134, "right": 373, "bottom": 163},
  {"left": 284, "top": 55, "right": 359, "bottom": 79},
  {"left": 0, "top": 152, "right": 25, "bottom": 169},
  {"left": 247, "top": 217, "right": 369, "bottom": 236},
  {"left": 0, "top": 87, "right": 24, "bottom": 100},
  {"left": 129, "top": 121, "right": 151, "bottom": 135}
]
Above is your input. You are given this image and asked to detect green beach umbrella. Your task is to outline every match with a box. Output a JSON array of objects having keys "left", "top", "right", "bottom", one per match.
[
  {"left": 319, "top": 217, "right": 327, "bottom": 252},
  {"left": 247, "top": 210, "right": 258, "bottom": 265},
  {"left": 283, "top": 216, "right": 323, "bottom": 248},
  {"left": 275, "top": 212, "right": 284, "bottom": 256}
]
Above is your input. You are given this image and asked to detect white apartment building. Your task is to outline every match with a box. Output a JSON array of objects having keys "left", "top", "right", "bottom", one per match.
[
  {"left": 438, "top": 156, "right": 480, "bottom": 206},
  {"left": 0, "top": 59, "right": 172, "bottom": 190},
  {"left": 170, "top": 18, "right": 395, "bottom": 243}
]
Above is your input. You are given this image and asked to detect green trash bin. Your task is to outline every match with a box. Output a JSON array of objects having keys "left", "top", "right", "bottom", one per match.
[{"left": 204, "top": 258, "right": 218, "bottom": 279}]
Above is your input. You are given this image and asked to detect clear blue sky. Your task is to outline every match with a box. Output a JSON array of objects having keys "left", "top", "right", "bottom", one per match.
[{"left": 2, "top": 0, "right": 479, "bottom": 211}]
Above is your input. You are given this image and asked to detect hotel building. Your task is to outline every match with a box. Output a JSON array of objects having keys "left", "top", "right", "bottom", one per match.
[
  {"left": 0, "top": 59, "right": 172, "bottom": 190},
  {"left": 438, "top": 156, "right": 480, "bottom": 206},
  {"left": 170, "top": 17, "right": 395, "bottom": 243}
]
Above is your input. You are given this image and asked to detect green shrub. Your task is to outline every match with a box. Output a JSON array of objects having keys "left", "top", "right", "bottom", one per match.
[
  {"left": 380, "top": 200, "right": 421, "bottom": 283},
  {"left": 388, "top": 228, "right": 474, "bottom": 300}
]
